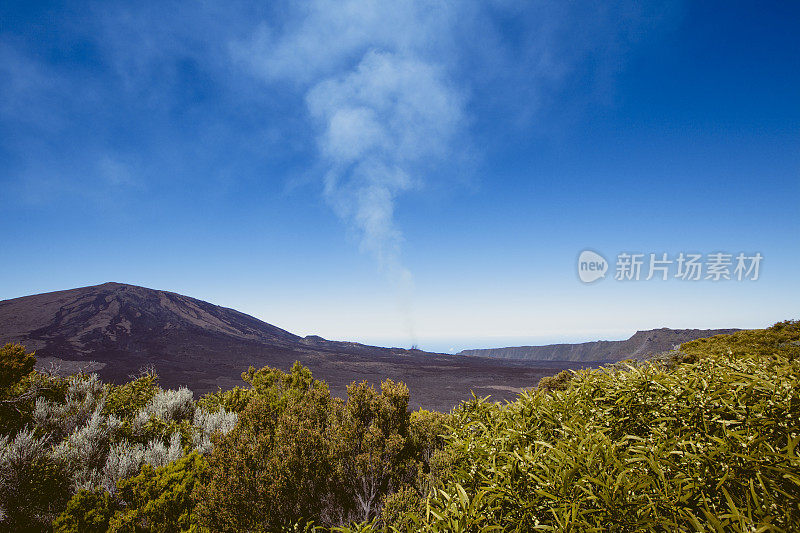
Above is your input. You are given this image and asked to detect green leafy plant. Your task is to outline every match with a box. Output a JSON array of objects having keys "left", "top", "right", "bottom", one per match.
[
  {"left": 194, "top": 364, "right": 336, "bottom": 531},
  {"left": 109, "top": 451, "right": 207, "bottom": 532},
  {"left": 0, "top": 343, "right": 36, "bottom": 390},
  {"left": 52, "top": 489, "right": 115, "bottom": 533},
  {"left": 103, "top": 368, "right": 159, "bottom": 420},
  {"left": 418, "top": 321, "right": 800, "bottom": 531}
]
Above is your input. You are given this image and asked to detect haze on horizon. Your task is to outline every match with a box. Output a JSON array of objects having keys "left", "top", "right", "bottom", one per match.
[{"left": 1, "top": 1, "right": 798, "bottom": 354}]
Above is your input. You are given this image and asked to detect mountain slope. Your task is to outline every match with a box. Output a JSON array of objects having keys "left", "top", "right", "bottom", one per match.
[
  {"left": 458, "top": 327, "right": 741, "bottom": 362},
  {"left": 0, "top": 283, "right": 574, "bottom": 411},
  {"left": 0, "top": 282, "right": 300, "bottom": 354}
]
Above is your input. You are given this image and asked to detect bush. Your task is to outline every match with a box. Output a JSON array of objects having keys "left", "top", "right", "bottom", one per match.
[
  {"left": 680, "top": 319, "right": 800, "bottom": 362},
  {"left": 419, "top": 324, "right": 800, "bottom": 531},
  {"left": 0, "top": 360, "right": 217, "bottom": 530},
  {"left": 109, "top": 451, "right": 207, "bottom": 532},
  {"left": 195, "top": 369, "right": 335, "bottom": 531},
  {"left": 409, "top": 410, "right": 451, "bottom": 456},
  {"left": 102, "top": 433, "right": 184, "bottom": 493},
  {"left": 0, "top": 344, "right": 53, "bottom": 435},
  {"left": 330, "top": 380, "right": 415, "bottom": 523},
  {"left": 196, "top": 386, "right": 253, "bottom": 414},
  {"left": 536, "top": 369, "right": 574, "bottom": 392},
  {"left": 54, "top": 453, "right": 207, "bottom": 532},
  {"left": 137, "top": 387, "right": 195, "bottom": 423},
  {"left": 196, "top": 364, "right": 432, "bottom": 530},
  {"left": 51, "top": 405, "right": 115, "bottom": 491},
  {"left": 104, "top": 369, "right": 159, "bottom": 420},
  {"left": 52, "top": 489, "right": 115, "bottom": 533},
  {"left": 0, "top": 343, "right": 35, "bottom": 390},
  {"left": 191, "top": 407, "right": 237, "bottom": 455},
  {"left": 379, "top": 486, "right": 424, "bottom": 531},
  {"left": 0, "top": 428, "right": 71, "bottom": 530},
  {"left": 33, "top": 374, "right": 107, "bottom": 441}
]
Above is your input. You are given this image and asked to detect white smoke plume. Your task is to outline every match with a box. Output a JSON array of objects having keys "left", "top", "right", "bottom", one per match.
[
  {"left": 234, "top": 1, "right": 466, "bottom": 343},
  {"left": 307, "top": 50, "right": 462, "bottom": 270}
]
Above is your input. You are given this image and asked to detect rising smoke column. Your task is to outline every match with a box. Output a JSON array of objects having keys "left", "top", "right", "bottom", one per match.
[
  {"left": 234, "top": 1, "right": 465, "bottom": 343},
  {"left": 307, "top": 51, "right": 461, "bottom": 276}
]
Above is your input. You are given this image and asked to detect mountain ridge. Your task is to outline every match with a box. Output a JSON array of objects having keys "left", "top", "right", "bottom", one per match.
[{"left": 457, "top": 327, "right": 741, "bottom": 362}]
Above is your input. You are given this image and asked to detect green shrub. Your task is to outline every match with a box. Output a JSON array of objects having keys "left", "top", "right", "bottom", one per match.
[
  {"left": 104, "top": 369, "right": 159, "bottom": 420},
  {"left": 537, "top": 369, "right": 574, "bottom": 392},
  {"left": 419, "top": 323, "right": 800, "bottom": 531},
  {"left": 52, "top": 489, "right": 115, "bottom": 533},
  {"left": 409, "top": 409, "right": 452, "bottom": 468},
  {"left": 194, "top": 364, "right": 336, "bottom": 531},
  {"left": 329, "top": 380, "right": 416, "bottom": 523},
  {"left": 196, "top": 385, "right": 253, "bottom": 413},
  {"left": 109, "top": 451, "right": 207, "bottom": 532},
  {"left": 196, "top": 364, "right": 427, "bottom": 530},
  {"left": 53, "top": 453, "right": 207, "bottom": 532},
  {"left": 0, "top": 343, "right": 36, "bottom": 390},
  {"left": 680, "top": 319, "right": 800, "bottom": 361},
  {"left": 0, "top": 344, "right": 44, "bottom": 434},
  {"left": 379, "top": 485, "right": 424, "bottom": 531}
]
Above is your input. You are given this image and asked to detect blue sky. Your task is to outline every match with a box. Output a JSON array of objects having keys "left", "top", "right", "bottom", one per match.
[{"left": 1, "top": 1, "right": 798, "bottom": 352}]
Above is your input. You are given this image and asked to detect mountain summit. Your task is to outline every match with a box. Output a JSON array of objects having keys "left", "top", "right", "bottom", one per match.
[{"left": 0, "top": 282, "right": 300, "bottom": 356}]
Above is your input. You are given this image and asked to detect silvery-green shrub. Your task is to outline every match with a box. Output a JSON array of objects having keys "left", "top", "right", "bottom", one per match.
[
  {"left": 101, "top": 432, "right": 185, "bottom": 493},
  {"left": 0, "top": 428, "right": 70, "bottom": 529},
  {"left": 51, "top": 406, "right": 113, "bottom": 491},
  {"left": 140, "top": 387, "right": 195, "bottom": 423},
  {"left": 102, "top": 439, "right": 145, "bottom": 493},
  {"left": 32, "top": 373, "right": 107, "bottom": 441},
  {"left": 192, "top": 408, "right": 237, "bottom": 455}
]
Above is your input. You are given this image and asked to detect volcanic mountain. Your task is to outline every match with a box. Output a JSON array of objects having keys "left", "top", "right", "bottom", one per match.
[
  {"left": 0, "top": 282, "right": 578, "bottom": 410},
  {"left": 458, "top": 327, "right": 740, "bottom": 362}
]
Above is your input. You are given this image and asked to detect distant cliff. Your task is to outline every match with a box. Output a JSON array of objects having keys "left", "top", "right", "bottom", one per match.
[{"left": 458, "top": 328, "right": 741, "bottom": 362}]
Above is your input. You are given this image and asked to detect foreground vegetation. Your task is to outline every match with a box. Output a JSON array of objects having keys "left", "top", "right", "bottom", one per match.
[{"left": 0, "top": 320, "right": 798, "bottom": 531}]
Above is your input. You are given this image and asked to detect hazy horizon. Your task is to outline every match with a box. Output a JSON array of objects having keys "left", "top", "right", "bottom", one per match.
[{"left": 0, "top": 280, "right": 774, "bottom": 355}]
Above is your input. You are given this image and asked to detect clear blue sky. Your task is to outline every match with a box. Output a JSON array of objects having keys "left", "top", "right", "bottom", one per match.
[{"left": 1, "top": 1, "right": 798, "bottom": 352}]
